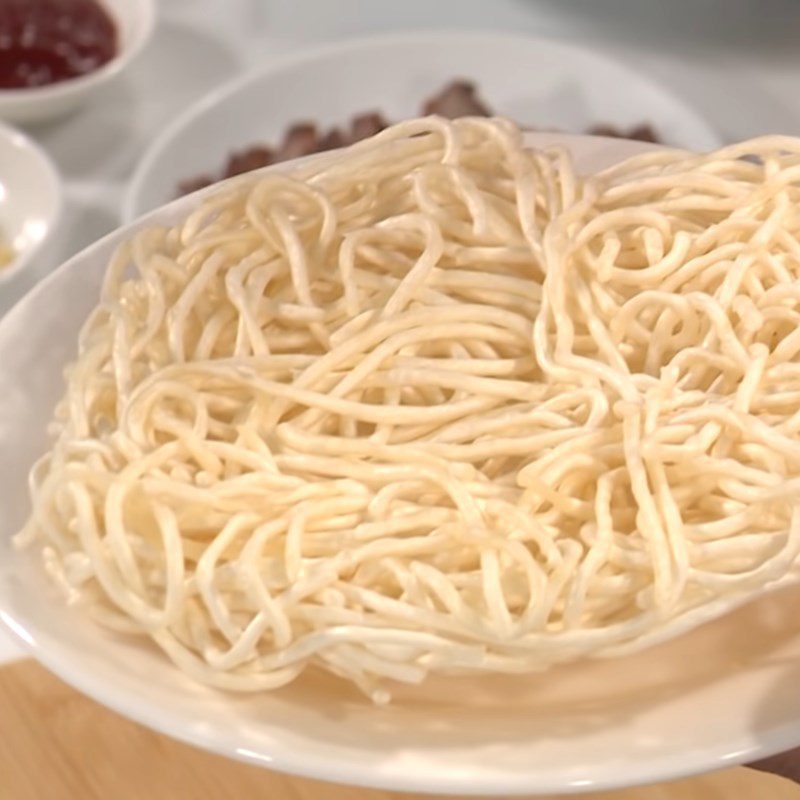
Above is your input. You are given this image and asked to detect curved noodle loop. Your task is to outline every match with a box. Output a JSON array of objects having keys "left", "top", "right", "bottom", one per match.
[{"left": 19, "top": 120, "right": 800, "bottom": 701}]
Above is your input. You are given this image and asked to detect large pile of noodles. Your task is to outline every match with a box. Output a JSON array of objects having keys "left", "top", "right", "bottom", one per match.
[{"left": 20, "top": 118, "right": 800, "bottom": 702}]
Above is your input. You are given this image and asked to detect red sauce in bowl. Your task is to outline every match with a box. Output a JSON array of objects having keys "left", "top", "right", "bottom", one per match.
[{"left": 0, "top": 0, "right": 117, "bottom": 90}]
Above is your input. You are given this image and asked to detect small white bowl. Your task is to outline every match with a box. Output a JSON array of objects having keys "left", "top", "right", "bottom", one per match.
[
  {"left": 0, "top": 0, "right": 156, "bottom": 125},
  {"left": 0, "top": 121, "right": 62, "bottom": 285}
]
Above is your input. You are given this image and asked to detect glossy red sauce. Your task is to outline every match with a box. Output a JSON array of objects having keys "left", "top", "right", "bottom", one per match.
[{"left": 0, "top": 0, "right": 117, "bottom": 89}]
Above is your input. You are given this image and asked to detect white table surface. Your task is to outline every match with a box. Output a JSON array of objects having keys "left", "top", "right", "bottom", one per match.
[{"left": 2, "top": 0, "right": 800, "bottom": 664}]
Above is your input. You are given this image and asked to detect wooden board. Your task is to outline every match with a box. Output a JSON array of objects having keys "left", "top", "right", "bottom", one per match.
[{"left": 0, "top": 660, "right": 797, "bottom": 800}]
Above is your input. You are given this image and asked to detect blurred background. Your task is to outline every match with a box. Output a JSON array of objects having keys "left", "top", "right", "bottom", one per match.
[{"left": 2, "top": 0, "right": 800, "bottom": 316}]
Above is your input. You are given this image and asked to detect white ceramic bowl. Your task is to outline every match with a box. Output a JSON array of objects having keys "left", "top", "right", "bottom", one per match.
[
  {"left": 3, "top": 135, "right": 800, "bottom": 797},
  {"left": 123, "top": 30, "right": 721, "bottom": 220},
  {"left": 0, "top": 0, "right": 156, "bottom": 125},
  {"left": 0, "top": 121, "right": 62, "bottom": 285}
]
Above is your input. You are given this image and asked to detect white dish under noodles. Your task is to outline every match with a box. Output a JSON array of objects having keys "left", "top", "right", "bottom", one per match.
[
  {"left": 3, "top": 127, "right": 800, "bottom": 795},
  {"left": 123, "top": 30, "right": 721, "bottom": 220}
]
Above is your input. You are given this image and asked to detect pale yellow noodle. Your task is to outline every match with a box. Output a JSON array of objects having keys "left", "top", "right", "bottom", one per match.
[{"left": 18, "top": 120, "right": 800, "bottom": 702}]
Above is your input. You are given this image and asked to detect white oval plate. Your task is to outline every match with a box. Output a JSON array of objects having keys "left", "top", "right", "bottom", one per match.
[
  {"left": 123, "top": 31, "right": 721, "bottom": 220},
  {"left": 3, "top": 135, "right": 800, "bottom": 797}
]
